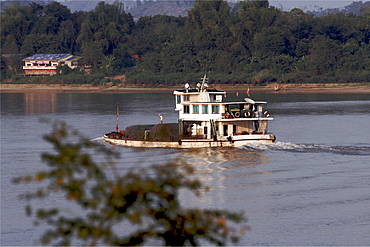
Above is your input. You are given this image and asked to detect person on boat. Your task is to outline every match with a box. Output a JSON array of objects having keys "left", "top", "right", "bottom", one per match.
[
  {"left": 253, "top": 106, "right": 260, "bottom": 131},
  {"left": 186, "top": 124, "right": 193, "bottom": 136},
  {"left": 158, "top": 114, "right": 164, "bottom": 124},
  {"left": 224, "top": 106, "right": 232, "bottom": 119}
]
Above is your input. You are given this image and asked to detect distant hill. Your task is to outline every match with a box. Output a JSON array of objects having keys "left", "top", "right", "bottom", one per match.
[
  {"left": 0, "top": 0, "right": 46, "bottom": 10},
  {"left": 0, "top": 0, "right": 194, "bottom": 18},
  {"left": 62, "top": 0, "right": 137, "bottom": 13},
  {"left": 1, "top": 0, "right": 369, "bottom": 18},
  {"left": 128, "top": 0, "right": 194, "bottom": 19},
  {"left": 307, "top": 1, "right": 370, "bottom": 16},
  {"left": 60, "top": 0, "right": 195, "bottom": 19}
]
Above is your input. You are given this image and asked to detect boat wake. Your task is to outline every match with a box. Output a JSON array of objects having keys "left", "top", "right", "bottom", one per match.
[
  {"left": 90, "top": 137, "right": 113, "bottom": 147},
  {"left": 242, "top": 141, "right": 370, "bottom": 156},
  {"left": 92, "top": 137, "right": 370, "bottom": 156},
  {"left": 91, "top": 137, "right": 105, "bottom": 142}
]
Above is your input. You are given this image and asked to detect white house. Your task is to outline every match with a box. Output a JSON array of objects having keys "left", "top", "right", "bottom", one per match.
[{"left": 22, "top": 53, "right": 82, "bottom": 76}]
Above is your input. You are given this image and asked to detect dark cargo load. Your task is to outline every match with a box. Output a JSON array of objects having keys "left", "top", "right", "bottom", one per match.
[
  {"left": 124, "top": 124, "right": 155, "bottom": 139},
  {"left": 124, "top": 123, "right": 179, "bottom": 141}
]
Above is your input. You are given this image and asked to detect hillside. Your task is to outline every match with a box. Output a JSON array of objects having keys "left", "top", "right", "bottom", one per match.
[
  {"left": 2, "top": 0, "right": 369, "bottom": 18},
  {"left": 307, "top": 1, "right": 370, "bottom": 16},
  {"left": 1, "top": 0, "right": 369, "bottom": 85},
  {"left": 128, "top": 0, "right": 194, "bottom": 19}
]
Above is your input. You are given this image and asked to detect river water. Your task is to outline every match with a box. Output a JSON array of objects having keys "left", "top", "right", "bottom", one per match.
[{"left": 1, "top": 91, "right": 370, "bottom": 246}]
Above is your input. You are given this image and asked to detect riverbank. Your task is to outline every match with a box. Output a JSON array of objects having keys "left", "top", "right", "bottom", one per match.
[{"left": 1, "top": 83, "right": 370, "bottom": 94}]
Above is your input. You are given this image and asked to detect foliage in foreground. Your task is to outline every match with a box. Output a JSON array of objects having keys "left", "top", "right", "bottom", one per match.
[{"left": 14, "top": 120, "right": 247, "bottom": 246}]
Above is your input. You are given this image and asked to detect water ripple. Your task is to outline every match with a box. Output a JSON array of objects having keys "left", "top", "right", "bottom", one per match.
[{"left": 242, "top": 142, "right": 370, "bottom": 156}]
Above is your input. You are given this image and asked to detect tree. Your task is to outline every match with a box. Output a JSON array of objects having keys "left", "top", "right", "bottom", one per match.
[
  {"left": 14, "top": 120, "right": 247, "bottom": 246},
  {"left": 20, "top": 34, "right": 65, "bottom": 55},
  {"left": 253, "top": 26, "right": 291, "bottom": 57},
  {"left": 307, "top": 35, "right": 341, "bottom": 74},
  {"left": 57, "top": 19, "right": 78, "bottom": 53},
  {"left": 77, "top": 0, "right": 134, "bottom": 69},
  {"left": 30, "top": 2, "right": 71, "bottom": 35},
  {"left": 233, "top": 1, "right": 280, "bottom": 36},
  {"left": 0, "top": 2, "right": 36, "bottom": 52},
  {"left": 320, "top": 13, "right": 361, "bottom": 43}
]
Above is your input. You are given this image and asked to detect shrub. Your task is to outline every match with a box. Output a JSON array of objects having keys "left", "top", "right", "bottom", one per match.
[{"left": 14, "top": 120, "right": 248, "bottom": 246}]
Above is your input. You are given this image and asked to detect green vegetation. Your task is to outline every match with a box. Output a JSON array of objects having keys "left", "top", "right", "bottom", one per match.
[
  {"left": 13, "top": 120, "right": 247, "bottom": 246},
  {"left": 1, "top": 0, "right": 370, "bottom": 85}
]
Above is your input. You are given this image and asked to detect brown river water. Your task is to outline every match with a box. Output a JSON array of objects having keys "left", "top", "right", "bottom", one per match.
[{"left": 1, "top": 92, "right": 370, "bottom": 246}]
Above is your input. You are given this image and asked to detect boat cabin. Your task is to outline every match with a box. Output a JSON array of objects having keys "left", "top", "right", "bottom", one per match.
[
  {"left": 173, "top": 76, "right": 272, "bottom": 140},
  {"left": 104, "top": 75, "right": 276, "bottom": 147}
]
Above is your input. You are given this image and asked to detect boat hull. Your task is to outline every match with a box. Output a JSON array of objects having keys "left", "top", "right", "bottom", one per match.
[{"left": 104, "top": 134, "right": 276, "bottom": 148}]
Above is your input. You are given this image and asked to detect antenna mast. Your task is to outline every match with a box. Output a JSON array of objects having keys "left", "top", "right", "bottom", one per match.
[
  {"left": 200, "top": 74, "right": 208, "bottom": 92},
  {"left": 115, "top": 104, "right": 119, "bottom": 132}
]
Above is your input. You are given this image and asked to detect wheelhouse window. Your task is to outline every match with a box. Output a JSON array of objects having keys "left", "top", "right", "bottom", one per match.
[
  {"left": 212, "top": 105, "right": 219, "bottom": 114},
  {"left": 202, "top": 105, "right": 208, "bottom": 114},
  {"left": 184, "top": 105, "right": 190, "bottom": 114},
  {"left": 193, "top": 105, "right": 199, "bottom": 114},
  {"left": 176, "top": 95, "right": 181, "bottom": 104},
  {"left": 184, "top": 95, "right": 190, "bottom": 101},
  {"left": 211, "top": 94, "right": 222, "bottom": 102}
]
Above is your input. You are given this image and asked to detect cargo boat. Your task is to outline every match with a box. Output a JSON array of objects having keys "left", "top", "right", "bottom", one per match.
[{"left": 104, "top": 75, "right": 276, "bottom": 148}]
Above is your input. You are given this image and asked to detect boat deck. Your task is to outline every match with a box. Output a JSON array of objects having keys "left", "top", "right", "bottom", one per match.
[{"left": 104, "top": 133, "right": 276, "bottom": 148}]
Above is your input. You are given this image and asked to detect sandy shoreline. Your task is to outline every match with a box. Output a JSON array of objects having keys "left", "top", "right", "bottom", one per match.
[{"left": 1, "top": 83, "right": 370, "bottom": 94}]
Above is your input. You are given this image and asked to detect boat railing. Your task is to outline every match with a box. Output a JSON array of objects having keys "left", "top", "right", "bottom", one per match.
[
  {"left": 181, "top": 134, "right": 210, "bottom": 140},
  {"left": 222, "top": 111, "right": 271, "bottom": 119},
  {"left": 221, "top": 112, "right": 255, "bottom": 119}
]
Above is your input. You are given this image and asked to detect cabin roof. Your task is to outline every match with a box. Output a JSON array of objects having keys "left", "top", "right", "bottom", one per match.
[
  {"left": 180, "top": 101, "right": 267, "bottom": 105},
  {"left": 224, "top": 101, "right": 267, "bottom": 105},
  {"left": 174, "top": 88, "right": 226, "bottom": 93}
]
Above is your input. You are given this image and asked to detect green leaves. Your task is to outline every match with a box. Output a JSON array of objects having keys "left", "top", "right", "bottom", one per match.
[{"left": 14, "top": 120, "right": 247, "bottom": 246}]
